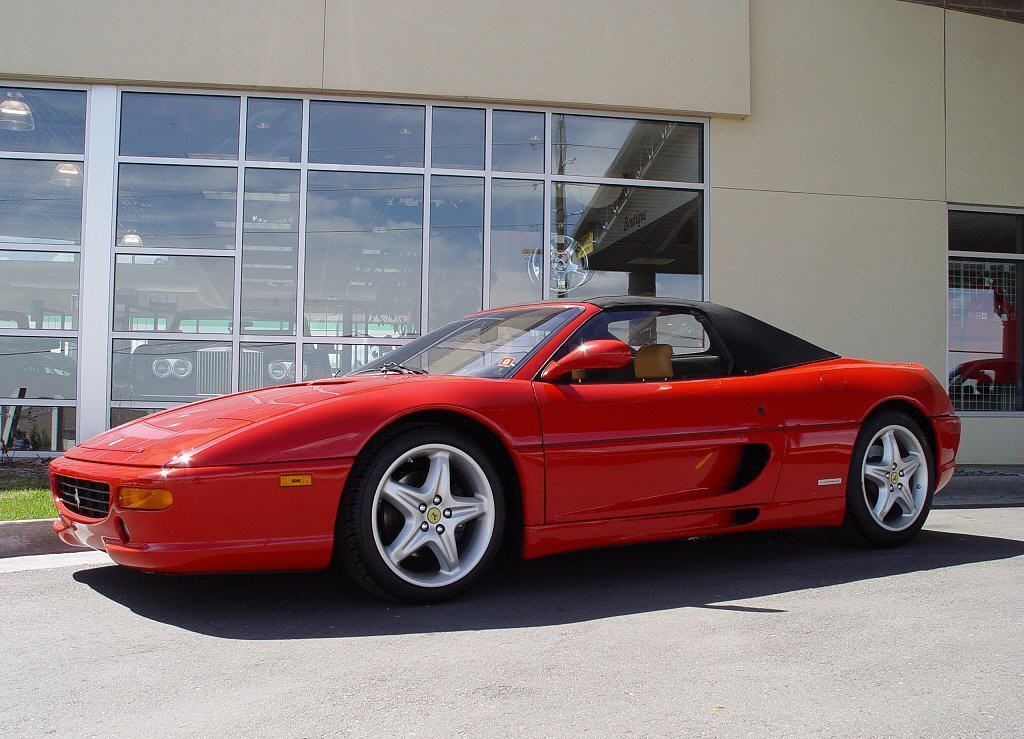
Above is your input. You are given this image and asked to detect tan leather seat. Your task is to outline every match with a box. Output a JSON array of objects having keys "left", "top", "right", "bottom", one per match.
[{"left": 634, "top": 343, "right": 673, "bottom": 380}]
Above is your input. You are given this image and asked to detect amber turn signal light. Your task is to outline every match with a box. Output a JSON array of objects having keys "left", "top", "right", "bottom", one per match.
[{"left": 118, "top": 487, "right": 173, "bottom": 511}]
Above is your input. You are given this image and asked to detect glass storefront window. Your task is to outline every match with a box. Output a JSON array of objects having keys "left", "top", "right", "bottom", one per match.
[
  {"left": 308, "top": 101, "right": 424, "bottom": 166},
  {"left": 113, "top": 254, "right": 234, "bottom": 333},
  {"left": 112, "top": 339, "right": 232, "bottom": 402},
  {"left": 949, "top": 211, "right": 1022, "bottom": 255},
  {"left": 0, "top": 87, "right": 86, "bottom": 154},
  {"left": 0, "top": 337, "right": 77, "bottom": 399},
  {"left": 109, "top": 407, "right": 162, "bottom": 429},
  {"left": 428, "top": 176, "right": 484, "bottom": 329},
  {"left": 0, "top": 251, "right": 79, "bottom": 330},
  {"left": 10, "top": 88, "right": 705, "bottom": 446},
  {"left": 119, "top": 92, "right": 239, "bottom": 159},
  {"left": 550, "top": 184, "right": 702, "bottom": 300},
  {"left": 241, "top": 169, "right": 300, "bottom": 335},
  {"left": 116, "top": 163, "right": 237, "bottom": 249},
  {"left": 0, "top": 159, "right": 83, "bottom": 244},
  {"left": 304, "top": 171, "right": 423, "bottom": 338},
  {"left": 245, "top": 98, "right": 302, "bottom": 163},
  {"left": 552, "top": 114, "right": 702, "bottom": 183},
  {"left": 948, "top": 258, "right": 1022, "bottom": 412},
  {"left": 238, "top": 342, "right": 302, "bottom": 391},
  {"left": 304, "top": 343, "right": 397, "bottom": 378},
  {"left": 0, "top": 405, "right": 75, "bottom": 452},
  {"left": 490, "top": 179, "right": 544, "bottom": 309},
  {"left": 431, "top": 107, "right": 484, "bottom": 170},
  {"left": 492, "top": 110, "right": 544, "bottom": 174},
  {"left": 947, "top": 210, "right": 1024, "bottom": 414}
]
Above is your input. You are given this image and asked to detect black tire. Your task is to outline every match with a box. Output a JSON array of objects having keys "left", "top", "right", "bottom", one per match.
[
  {"left": 336, "top": 424, "right": 506, "bottom": 603},
  {"left": 838, "top": 410, "right": 935, "bottom": 547}
]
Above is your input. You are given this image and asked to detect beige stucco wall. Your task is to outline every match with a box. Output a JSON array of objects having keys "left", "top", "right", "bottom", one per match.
[
  {"left": 712, "top": 0, "right": 946, "bottom": 200},
  {"left": 322, "top": 0, "right": 749, "bottom": 115},
  {"left": 0, "top": 1, "right": 327, "bottom": 91},
  {"left": 709, "top": 189, "right": 949, "bottom": 381},
  {"left": 0, "top": 0, "right": 751, "bottom": 117},
  {"left": 946, "top": 10, "right": 1024, "bottom": 208},
  {"left": 709, "top": 0, "right": 1024, "bottom": 464},
  {"left": 959, "top": 417, "right": 1024, "bottom": 465},
  {"left": 709, "top": 0, "right": 949, "bottom": 379}
]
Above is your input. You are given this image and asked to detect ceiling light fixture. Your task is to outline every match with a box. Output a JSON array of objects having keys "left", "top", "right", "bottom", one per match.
[
  {"left": 50, "top": 162, "right": 82, "bottom": 186},
  {"left": 0, "top": 91, "right": 35, "bottom": 131},
  {"left": 120, "top": 229, "right": 144, "bottom": 247}
]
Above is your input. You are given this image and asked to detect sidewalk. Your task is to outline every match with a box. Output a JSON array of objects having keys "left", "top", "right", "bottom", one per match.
[{"left": 937, "top": 465, "right": 1024, "bottom": 508}]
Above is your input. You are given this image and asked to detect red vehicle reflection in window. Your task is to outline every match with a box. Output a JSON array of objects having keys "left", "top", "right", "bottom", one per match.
[{"left": 948, "top": 259, "right": 1021, "bottom": 411}]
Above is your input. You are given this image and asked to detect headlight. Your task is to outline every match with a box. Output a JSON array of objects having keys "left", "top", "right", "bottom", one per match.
[
  {"left": 152, "top": 357, "right": 192, "bottom": 379},
  {"left": 267, "top": 361, "right": 294, "bottom": 381}
]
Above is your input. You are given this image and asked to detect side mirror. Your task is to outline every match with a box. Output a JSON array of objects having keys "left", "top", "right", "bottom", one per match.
[{"left": 540, "top": 339, "right": 632, "bottom": 381}]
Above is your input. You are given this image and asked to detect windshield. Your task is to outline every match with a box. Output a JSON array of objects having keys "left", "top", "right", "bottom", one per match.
[{"left": 352, "top": 306, "right": 580, "bottom": 379}]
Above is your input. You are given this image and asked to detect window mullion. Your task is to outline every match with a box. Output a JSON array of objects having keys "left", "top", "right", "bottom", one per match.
[{"left": 77, "top": 85, "right": 118, "bottom": 439}]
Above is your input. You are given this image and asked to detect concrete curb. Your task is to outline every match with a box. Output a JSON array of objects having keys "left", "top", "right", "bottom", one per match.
[
  {"left": 0, "top": 469, "right": 1021, "bottom": 560},
  {"left": 0, "top": 519, "right": 80, "bottom": 559}
]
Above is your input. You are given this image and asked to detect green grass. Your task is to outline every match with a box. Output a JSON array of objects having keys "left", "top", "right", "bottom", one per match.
[{"left": 0, "top": 488, "right": 56, "bottom": 521}]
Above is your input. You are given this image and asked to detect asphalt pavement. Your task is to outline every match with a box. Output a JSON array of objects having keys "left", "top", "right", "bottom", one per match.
[{"left": 1, "top": 506, "right": 1022, "bottom": 737}]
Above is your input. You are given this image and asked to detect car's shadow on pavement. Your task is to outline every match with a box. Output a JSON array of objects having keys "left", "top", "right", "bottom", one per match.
[{"left": 73, "top": 527, "right": 1024, "bottom": 639}]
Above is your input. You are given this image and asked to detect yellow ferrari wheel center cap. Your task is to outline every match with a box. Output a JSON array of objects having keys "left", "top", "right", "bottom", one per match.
[
  {"left": 890, "top": 471, "right": 900, "bottom": 485},
  {"left": 426, "top": 507, "right": 442, "bottom": 524}
]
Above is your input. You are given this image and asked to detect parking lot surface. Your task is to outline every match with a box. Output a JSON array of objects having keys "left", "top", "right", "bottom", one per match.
[{"left": 2, "top": 506, "right": 1022, "bottom": 737}]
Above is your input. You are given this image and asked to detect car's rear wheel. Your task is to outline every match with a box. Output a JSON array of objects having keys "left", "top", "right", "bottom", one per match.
[
  {"left": 337, "top": 424, "right": 505, "bottom": 602},
  {"left": 840, "top": 410, "right": 934, "bottom": 546}
]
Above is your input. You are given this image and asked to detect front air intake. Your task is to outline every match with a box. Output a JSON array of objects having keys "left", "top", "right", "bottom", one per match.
[{"left": 56, "top": 476, "right": 111, "bottom": 519}]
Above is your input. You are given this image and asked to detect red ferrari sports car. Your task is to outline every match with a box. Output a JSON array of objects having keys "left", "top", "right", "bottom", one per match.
[{"left": 51, "top": 297, "right": 960, "bottom": 602}]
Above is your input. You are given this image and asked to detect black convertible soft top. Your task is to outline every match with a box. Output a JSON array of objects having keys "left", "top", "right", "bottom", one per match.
[{"left": 583, "top": 296, "right": 839, "bottom": 375}]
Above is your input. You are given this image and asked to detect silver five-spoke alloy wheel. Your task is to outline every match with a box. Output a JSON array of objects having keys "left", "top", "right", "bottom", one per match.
[
  {"left": 371, "top": 443, "right": 495, "bottom": 588},
  {"left": 861, "top": 424, "right": 929, "bottom": 532}
]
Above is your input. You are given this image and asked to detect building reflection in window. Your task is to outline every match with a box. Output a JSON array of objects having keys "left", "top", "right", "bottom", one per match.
[{"left": 550, "top": 183, "right": 702, "bottom": 301}]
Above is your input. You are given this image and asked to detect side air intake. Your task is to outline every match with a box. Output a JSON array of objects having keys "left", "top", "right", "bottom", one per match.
[{"left": 730, "top": 444, "right": 772, "bottom": 491}]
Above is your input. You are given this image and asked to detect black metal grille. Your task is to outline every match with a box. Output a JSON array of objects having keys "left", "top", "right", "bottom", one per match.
[{"left": 56, "top": 476, "right": 111, "bottom": 519}]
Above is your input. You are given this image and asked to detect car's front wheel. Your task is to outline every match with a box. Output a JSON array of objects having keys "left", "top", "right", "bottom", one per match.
[
  {"left": 337, "top": 424, "right": 505, "bottom": 602},
  {"left": 840, "top": 410, "right": 935, "bottom": 546}
]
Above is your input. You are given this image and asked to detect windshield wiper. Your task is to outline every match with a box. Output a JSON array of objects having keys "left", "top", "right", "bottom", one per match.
[{"left": 349, "top": 361, "right": 429, "bottom": 376}]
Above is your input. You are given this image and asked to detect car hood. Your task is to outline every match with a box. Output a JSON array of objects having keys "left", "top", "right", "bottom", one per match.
[{"left": 65, "top": 377, "right": 416, "bottom": 467}]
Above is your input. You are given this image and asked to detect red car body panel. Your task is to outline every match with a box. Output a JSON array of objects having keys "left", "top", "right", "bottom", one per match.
[
  {"left": 50, "top": 300, "right": 961, "bottom": 572},
  {"left": 535, "top": 373, "right": 783, "bottom": 522}
]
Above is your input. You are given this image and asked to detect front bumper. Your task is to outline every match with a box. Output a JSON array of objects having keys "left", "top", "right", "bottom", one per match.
[{"left": 49, "top": 456, "right": 352, "bottom": 573}]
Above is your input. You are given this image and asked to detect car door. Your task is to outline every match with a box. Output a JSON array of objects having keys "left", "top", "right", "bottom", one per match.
[{"left": 534, "top": 308, "right": 785, "bottom": 524}]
